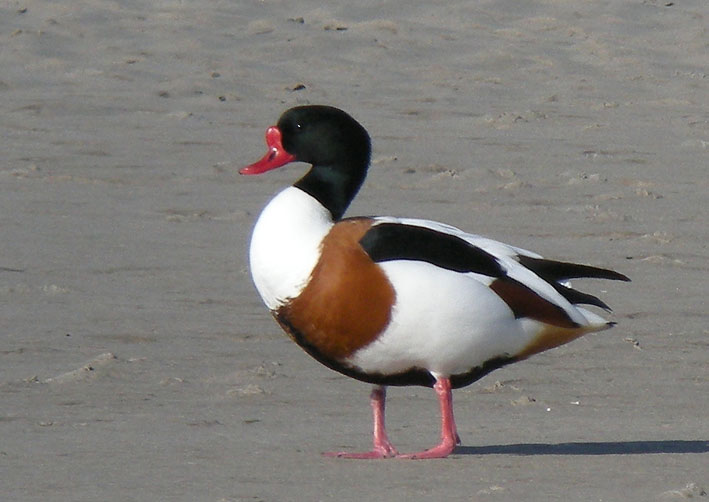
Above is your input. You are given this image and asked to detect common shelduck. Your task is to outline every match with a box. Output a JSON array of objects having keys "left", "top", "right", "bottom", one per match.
[{"left": 240, "top": 105, "right": 629, "bottom": 459}]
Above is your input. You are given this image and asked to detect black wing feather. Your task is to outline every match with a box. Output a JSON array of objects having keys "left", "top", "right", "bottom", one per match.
[
  {"left": 518, "top": 255, "right": 630, "bottom": 282},
  {"left": 519, "top": 255, "right": 629, "bottom": 310}
]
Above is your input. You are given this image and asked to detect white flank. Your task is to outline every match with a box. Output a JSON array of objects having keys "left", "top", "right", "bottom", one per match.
[{"left": 346, "top": 260, "right": 534, "bottom": 377}]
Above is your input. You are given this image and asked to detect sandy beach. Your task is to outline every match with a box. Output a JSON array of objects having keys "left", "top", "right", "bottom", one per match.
[{"left": 1, "top": 0, "right": 707, "bottom": 500}]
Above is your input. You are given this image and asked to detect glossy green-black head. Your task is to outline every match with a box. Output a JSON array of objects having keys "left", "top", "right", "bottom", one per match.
[
  {"left": 241, "top": 105, "right": 372, "bottom": 220},
  {"left": 278, "top": 105, "right": 371, "bottom": 169}
]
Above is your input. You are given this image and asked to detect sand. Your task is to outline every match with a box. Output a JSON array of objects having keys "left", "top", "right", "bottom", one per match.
[{"left": 1, "top": 0, "right": 707, "bottom": 500}]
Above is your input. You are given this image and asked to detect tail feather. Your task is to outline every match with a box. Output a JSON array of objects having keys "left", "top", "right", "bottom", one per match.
[
  {"left": 517, "top": 254, "right": 628, "bottom": 313},
  {"left": 576, "top": 307, "right": 616, "bottom": 329},
  {"left": 551, "top": 283, "right": 612, "bottom": 311}
]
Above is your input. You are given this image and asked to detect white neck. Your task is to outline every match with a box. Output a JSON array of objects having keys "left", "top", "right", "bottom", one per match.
[{"left": 248, "top": 186, "right": 334, "bottom": 310}]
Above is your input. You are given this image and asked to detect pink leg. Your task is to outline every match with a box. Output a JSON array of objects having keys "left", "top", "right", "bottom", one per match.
[
  {"left": 397, "top": 376, "right": 460, "bottom": 459},
  {"left": 323, "top": 385, "right": 399, "bottom": 459}
]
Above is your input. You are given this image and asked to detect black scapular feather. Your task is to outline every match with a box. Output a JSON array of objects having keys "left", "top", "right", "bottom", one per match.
[{"left": 359, "top": 223, "right": 505, "bottom": 278}]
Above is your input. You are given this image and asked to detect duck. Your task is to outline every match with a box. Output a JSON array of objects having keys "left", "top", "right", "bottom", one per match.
[{"left": 240, "top": 105, "right": 629, "bottom": 459}]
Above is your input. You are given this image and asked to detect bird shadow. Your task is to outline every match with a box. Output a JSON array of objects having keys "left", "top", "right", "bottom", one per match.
[{"left": 455, "top": 440, "right": 709, "bottom": 456}]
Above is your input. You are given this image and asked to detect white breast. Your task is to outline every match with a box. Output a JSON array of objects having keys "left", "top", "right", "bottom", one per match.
[{"left": 248, "top": 187, "right": 333, "bottom": 310}]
